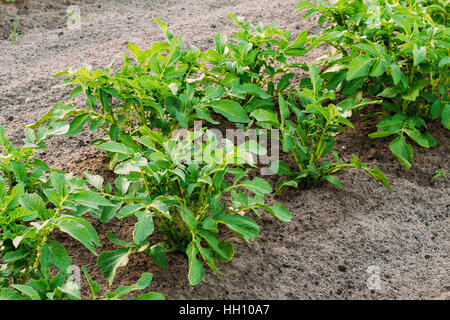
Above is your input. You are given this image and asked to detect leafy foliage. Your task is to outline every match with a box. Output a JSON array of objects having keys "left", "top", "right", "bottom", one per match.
[
  {"left": 6, "top": 1, "right": 447, "bottom": 298},
  {"left": 0, "top": 127, "right": 114, "bottom": 298},
  {"left": 94, "top": 129, "right": 291, "bottom": 286},
  {"left": 250, "top": 66, "right": 391, "bottom": 191},
  {"left": 298, "top": 0, "right": 450, "bottom": 169}
]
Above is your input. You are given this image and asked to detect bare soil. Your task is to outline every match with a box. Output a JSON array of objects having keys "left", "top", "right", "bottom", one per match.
[{"left": 0, "top": 0, "right": 448, "bottom": 300}]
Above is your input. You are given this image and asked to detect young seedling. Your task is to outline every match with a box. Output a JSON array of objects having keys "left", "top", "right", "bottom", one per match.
[{"left": 11, "top": 19, "right": 19, "bottom": 44}]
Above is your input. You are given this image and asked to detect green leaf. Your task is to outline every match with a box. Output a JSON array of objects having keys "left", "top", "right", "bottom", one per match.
[
  {"left": 180, "top": 207, "right": 197, "bottom": 231},
  {"left": 277, "top": 73, "right": 295, "bottom": 92},
  {"left": 389, "top": 135, "right": 413, "bottom": 170},
  {"left": 40, "top": 241, "right": 71, "bottom": 277},
  {"left": 116, "top": 204, "right": 145, "bottom": 219},
  {"left": 154, "top": 17, "right": 173, "bottom": 41},
  {"left": 274, "top": 179, "right": 298, "bottom": 196},
  {"left": 441, "top": 104, "right": 450, "bottom": 130},
  {"left": 186, "top": 241, "right": 204, "bottom": 286},
  {"left": 2, "top": 247, "right": 28, "bottom": 262},
  {"left": 198, "top": 230, "right": 233, "bottom": 261},
  {"left": 296, "top": 0, "right": 314, "bottom": 10},
  {"left": 364, "top": 166, "right": 392, "bottom": 190},
  {"left": 216, "top": 214, "right": 260, "bottom": 243},
  {"left": 11, "top": 161, "right": 27, "bottom": 183},
  {"left": 66, "top": 113, "right": 90, "bottom": 137},
  {"left": 82, "top": 266, "right": 102, "bottom": 298},
  {"left": 404, "top": 128, "right": 430, "bottom": 148},
  {"left": 57, "top": 281, "right": 81, "bottom": 300},
  {"left": 19, "top": 193, "right": 47, "bottom": 218},
  {"left": 214, "top": 33, "right": 227, "bottom": 55},
  {"left": 0, "top": 288, "right": 26, "bottom": 300},
  {"left": 370, "top": 58, "right": 388, "bottom": 77},
  {"left": 208, "top": 100, "right": 250, "bottom": 123},
  {"left": 278, "top": 94, "right": 290, "bottom": 125},
  {"left": 97, "top": 248, "right": 131, "bottom": 286},
  {"left": 0, "top": 175, "right": 6, "bottom": 199},
  {"left": 239, "top": 177, "right": 272, "bottom": 195},
  {"left": 84, "top": 172, "right": 104, "bottom": 191},
  {"left": 133, "top": 292, "right": 165, "bottom": 300},
  {"left": 133, "top": 211, "right": 154, "bottom": 246},
  {"left": 346, "top": 55, "right": 375, "bottom": 81},
  {"left": 112, "top": 273, "right": 154, "bottom": 298},
  {"left": 324, "top": 175, "right": 342, "bottom": 188},
  {"left": 10, "top": 285, "right": 40, "bottom": 300},
  {"left": 413, "top": 45, "right": 427, "bottom": 66},
  {"left": 70, "top": 190, "right": 114, "bottom": 209},
  {"left": 55, "top": 215, "right": 101, "bottom": 255},
  {"left": 377, "top": 87, "right": 399, "bottom": 98},
  {"left": 95, "top": 141, "right": 134, "bottom": 156},
  {"left": 270, "top": 204, "right": 292, "bottom": 222},
  {"left": 147, "top": 244, "right": 168, "bottom": 269},
  {"left": 50, "top": 172, "right": 68, "bottom": 198},
  {"left": 438, "top": 56, "right": 450, "bottom": 67},
  {"left": 239, "top": 83, "right": 271, "bottom": 100},
  {"left": 250, "top": 109, "right": 279, "bottom": 127},
  {"left": 389, "top": 63, "right": 404, "bottom": 86},
  {"left": 100, "top": 202, "right": 122, "bottom": 224}
]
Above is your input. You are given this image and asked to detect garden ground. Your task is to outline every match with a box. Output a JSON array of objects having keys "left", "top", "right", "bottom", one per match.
[{"left": 0, "top": 0, "right": 449, "bottom": 299}]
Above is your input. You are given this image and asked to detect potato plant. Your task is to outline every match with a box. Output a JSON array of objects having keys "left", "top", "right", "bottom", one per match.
[
  {"left": 5, "top": 0, "right": 448, "bottom": 300},
  {"left": 250, "top": 66, "right": 391, "bottom": 191},
  {"left": 92, "top": 129, "right": 291, "bottom": 286},
  {"left": 297, "top": 0, "right": 450, "bottom": 170},
  {"left": 30, "top": 15, "right": 318, "bottom": 142},
  {"left": 202, "top": 13, "right": 312, "bottom": 112},
  {"left": 0, "top": 127, "right": 138, "bottom": 299}
]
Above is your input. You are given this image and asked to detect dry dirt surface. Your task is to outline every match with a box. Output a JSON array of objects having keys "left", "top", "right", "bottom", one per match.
[{"left": 0, "top": 0, "right": 449, "bottom": 300}]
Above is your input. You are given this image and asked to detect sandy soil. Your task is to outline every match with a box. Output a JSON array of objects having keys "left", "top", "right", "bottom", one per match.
[{"left": 0, "top": 0, "right": 449, "bottom": 300}]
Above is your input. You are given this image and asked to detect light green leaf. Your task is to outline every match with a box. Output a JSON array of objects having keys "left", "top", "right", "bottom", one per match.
[
  {"left": 133, "top": 211, "right": 154, "bottom": 246},
  {"left": 133, "top": 292, "right": 165, "bottom": 300},
  {"left": 95, "top": 141, "right": 134, "bottom": 156},
  {"left": 57, "top": 281, "right": 81, "bottom": 300},
  {"left": 70, "top": 190, "right": 114, "bottom": 209},
  {"left": 441, "top": 104, "right": 450, "bottom": 130},
  {"left": 81, "top": 266, "right": 102, "bottom": 298},
  {"left": 278, "top": 94, "right": 290, "bottom": 126},
  {"left": 270, "top": 204, "right": 292, "bottom": 222},
  {"left": 19, "top": 194, "right": 47, "bottom": 218},
  {"left": 55, "top": 215, "right": 101, "bottom": 255},
  {"left": 389, "top": 135, "right": 413, "bottom": 170},
  {"left": 346, "top": 55, "right": 375, "bottom": 81},
  {"left": 216, "top": 214, "right": 260, "bottom": 243},
  {"left": 324, "top": 175, "right": 342, "bottom": 188},
  {"left": 239, "top": 177, "right": 272, "bottom": 195},
  {"left": 186, "top": 241, "right": 204, "bottom": 286},
  {"left": 296, "top": 0, "right": 314, "bottom": 10},
  {"left": 147, "top": 244, "right": 168, "bottom": 269},
  {"left": 250, "top": 109, "right": 279, "bottom": 127},
  {"left": 112, "top": 273, "right": 154, "bottom": 298},
  {"left": 66, "top": 114, "right": 90, "bottom": 137},
  {"left": 84, "top": 172, "right": 104, "bottom": 191},
  {"left": 97, "top": 248, "right": 131, "bottom": 286},
  {"left": 208, "top": 100, "right": 250, "bottom": 123},
  {"left": 413, "top": 45, "right": 427, "bottom": 66},
  {"left": 10, "top": 285, "right": 40, "bottom": 300},
  {"left": 370, "top": 58, "right": 388, "bottom": 77},
  {"left": 214, "top": 33, "right": 227, "bottom": 55},
  {"left": 40, "top": 241, "right": 71, "bottom": 277}
]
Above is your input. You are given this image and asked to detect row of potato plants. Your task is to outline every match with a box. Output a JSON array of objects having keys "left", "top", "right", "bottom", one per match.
[{"left": 1, "top": 0, "right": 448, "bottom": 299}]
